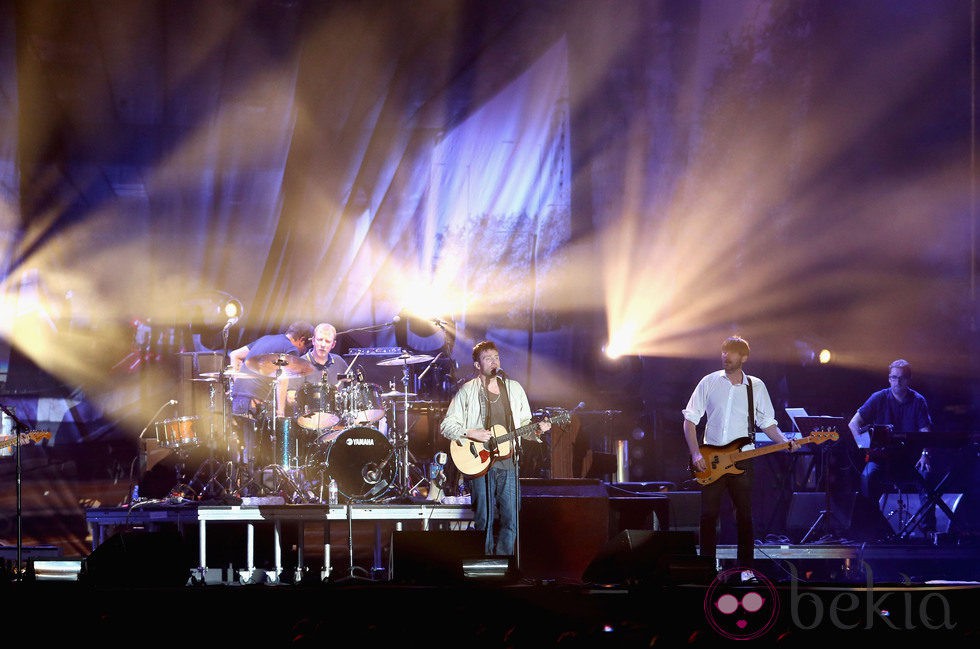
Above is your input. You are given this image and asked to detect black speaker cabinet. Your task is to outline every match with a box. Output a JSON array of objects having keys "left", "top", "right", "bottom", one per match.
[
  {"left": 787, "top": 491, "right": 861, "bottom": 541},
  {"left": 389, "top": 529, "right": 486, "bottom": 584},
  {"left": 519, "top": 479, "right": 610, "bottom": 580},
  {"left": 81, "top": 529, "right": 191, "bottom": 587},
  {"left": 582, "top": 530, "right": 708, "bottom": 586}
]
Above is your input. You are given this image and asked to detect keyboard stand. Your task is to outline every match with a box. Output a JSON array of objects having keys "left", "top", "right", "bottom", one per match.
[{"left": 896, "top": 471, "right": 958, "bottom": 539}]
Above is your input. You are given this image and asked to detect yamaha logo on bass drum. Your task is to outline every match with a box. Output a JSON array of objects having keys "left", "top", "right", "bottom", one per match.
[{"left": 346, "top": 436, "right": 375, "bottom": 446}]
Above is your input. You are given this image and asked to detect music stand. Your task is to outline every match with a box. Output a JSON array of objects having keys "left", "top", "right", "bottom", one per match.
[{"left": 796, "top": 416, "right": 850, "bottom": 544}]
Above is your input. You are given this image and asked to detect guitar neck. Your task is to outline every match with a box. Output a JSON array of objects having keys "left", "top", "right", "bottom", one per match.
[
  {"left": 495, "top": 422, "right": 540, "bottom": 446},
  {"left": 733, "top": 436, "right": 815, "bottom": 461},
  {"left": 492, "top": 413, "right": 569, "bottom": 447}
]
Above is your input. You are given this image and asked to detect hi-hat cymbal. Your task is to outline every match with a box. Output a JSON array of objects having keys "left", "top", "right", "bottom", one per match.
[
  {"left": 245, "top": 353, "right": 314, "bottom": 377},
  {"left": 376, "top": 353, "right": 434, "bottom": 367},
  {"left": 381, "top": 390, "right": 417, "bottom": 398}
]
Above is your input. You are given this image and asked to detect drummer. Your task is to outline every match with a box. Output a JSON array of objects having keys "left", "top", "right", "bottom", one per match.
[
  {"left": 284, "top": 322, "right": 349, "bottom": 419},
  {"left": 229, "top": 321, "right": 314, "bottom": 419}
]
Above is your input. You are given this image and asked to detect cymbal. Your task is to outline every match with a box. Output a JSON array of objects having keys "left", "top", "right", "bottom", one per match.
[
  {"left": 199, "top": 371, "right": 262, "bottom": 380},
  {"left": 246, "top": 353, "right": 314, "bottom": 377},
  {"left": 376, "top": 353, "right": 435, "bottom": 367},
  {"left": 381, "top": 390, "right": 417, "bottom": 398}
]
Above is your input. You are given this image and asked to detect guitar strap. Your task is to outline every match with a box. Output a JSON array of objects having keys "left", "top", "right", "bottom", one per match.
[{"left": 746, "top": 374, "right": 755, "bottom": 434}]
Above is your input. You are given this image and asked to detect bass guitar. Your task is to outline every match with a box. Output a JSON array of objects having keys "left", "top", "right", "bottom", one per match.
[
  {"left": 451, "top": 410, "right": 570, "bottom": 478},
  {"left": 0, "top": 430, "right": 51, "bottom": 452},
  {"left": 689, "top": 429, "right": 838, "bottom": 486}
]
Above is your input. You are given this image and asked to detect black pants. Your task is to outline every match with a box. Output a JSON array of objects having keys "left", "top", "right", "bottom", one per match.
[{"left": 699, "top": 462, "right": 754, "bottom": 569}]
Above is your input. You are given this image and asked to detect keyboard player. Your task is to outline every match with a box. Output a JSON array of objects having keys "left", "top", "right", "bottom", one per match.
[{"left": 848, "top": 359, "right": 937, "bottom": 534}]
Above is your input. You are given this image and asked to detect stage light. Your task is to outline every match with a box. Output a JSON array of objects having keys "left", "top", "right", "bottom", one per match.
[
  {"left": 223, "top": 298, "right": 243, "bottom": 320},
  {"left": 818, "top": 348, "right": 832, "bottom": 364},
  {"left": 602, "top": 342, "right": 625, "bottom": 360}
]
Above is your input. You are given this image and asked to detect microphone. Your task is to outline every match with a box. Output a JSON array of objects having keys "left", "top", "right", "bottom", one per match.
[
  {"left": 139, "top": 399, "right": 179, "bottom": 439},
  {"left": 491, "top": 368, "right": 505, "bottom": 378},
  {"left": 384, "top": 315, "right": 402, "bottom": 326},
  {"left": 363, "top": 463, "right": 380, "bottom": 484},
  {"left": 222, "top": 316, "right": 239, "bottom": 332},
  {"left": 431, "top": 317, "right": 449, "bottom": 328},
  {"left": 572, "top": 401, "right": 585, "bottom": 412}
]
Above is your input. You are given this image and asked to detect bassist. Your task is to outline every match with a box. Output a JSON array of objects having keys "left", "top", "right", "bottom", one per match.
[
  {"left": 441, "top": 341, "right": 551, "bottom": 557},
  {"left": 682, "top": 335, "right": 798, "bottom": 582}
]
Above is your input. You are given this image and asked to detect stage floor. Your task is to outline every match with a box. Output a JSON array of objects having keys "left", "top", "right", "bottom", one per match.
[
  {"left": 6, "top": 501, "right": 977, "bottom": 646},
  {"left": 73, "top": 502, "right": 980, "bottom": 587},
  {"left": 8, "top": 573, "right": 980, "bottom": 647}
]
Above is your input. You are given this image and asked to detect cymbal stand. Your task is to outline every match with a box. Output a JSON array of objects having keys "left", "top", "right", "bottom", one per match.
[
  {"left": 382, "top": 359, "right": 425, "bottom": 502},
  {"left": 188, "top": 381, "right": 232, "bottom": 500}
]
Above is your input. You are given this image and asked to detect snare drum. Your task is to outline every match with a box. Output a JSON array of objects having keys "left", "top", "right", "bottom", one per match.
[{"left": 156, "top": 416, "right": 200, "bottom": 449}]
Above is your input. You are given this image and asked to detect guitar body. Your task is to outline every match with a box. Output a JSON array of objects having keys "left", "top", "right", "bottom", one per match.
[
  {"left": 689, "top": 429, "right": 838, "bottom": 486},
  {"left": 449, "top": 411, "right": 571, "bottom": 479},
  {"left": 689, "top": 437, "right": 753, "bottom": 486},
  {"left": 450, "top": 424, "right": 513, "bottom": 479}
]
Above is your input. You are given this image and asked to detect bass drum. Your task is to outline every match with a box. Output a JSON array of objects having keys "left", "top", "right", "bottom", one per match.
[{"left": 324, "top": 426, "right": 392, "bottom": 501}]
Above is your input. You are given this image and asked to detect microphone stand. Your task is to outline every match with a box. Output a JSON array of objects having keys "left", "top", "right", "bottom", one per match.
[
  {"left": 0, "top": 402, "right": 31, "bottom": 581},
  {"left": 494, "top": 373, "right": 522, "bottom": 575},
  {"left": 136, "top": 399, "right": 179, "bottom": 498}
]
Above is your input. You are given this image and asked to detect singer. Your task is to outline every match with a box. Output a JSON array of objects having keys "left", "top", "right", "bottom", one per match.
[{"left": 440, "top": 340, "right": 551, "bottom": 557}]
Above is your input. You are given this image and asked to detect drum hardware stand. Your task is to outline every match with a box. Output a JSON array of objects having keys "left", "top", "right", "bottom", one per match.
[
  {"left": 189, "top": 381, "right": 235, "bottom": 500},
  {"left": 252, "top": 361, "right": 314, "bottom": 503},
  {"left": 379, "top": 357, "right": 425, "bottom": 503}
]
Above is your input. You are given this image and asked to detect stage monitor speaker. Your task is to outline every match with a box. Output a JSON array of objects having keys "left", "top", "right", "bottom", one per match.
[
  {"left": 786, "top": 491, "right": 860, "bottom": 538},
  {"left": 879, "top": 492, "right": 963, "bottom": 535},
  {"left": 582, "top": 530, "right": 710, "bottom": 586},
  {"left": 519, "top": 479, "right": 609, "bottom": 580},
  {"left": 389, "top": 530, "right": 488, "bottom": 584},
  {"left": 80, "top": 529, "right": 191, "bottom": 587}
]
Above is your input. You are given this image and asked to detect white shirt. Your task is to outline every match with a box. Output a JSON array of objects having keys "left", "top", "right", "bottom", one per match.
[{"left": 682, "top": 370, "right": 778, "bottom": 448}]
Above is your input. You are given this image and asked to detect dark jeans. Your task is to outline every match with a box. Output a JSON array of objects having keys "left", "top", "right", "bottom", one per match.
[
  {"left": 468, "top": 464, "right": 519, "bottom": 556},
  {"left": 699, "top": 462, "right": 754, "bottom": 570}
]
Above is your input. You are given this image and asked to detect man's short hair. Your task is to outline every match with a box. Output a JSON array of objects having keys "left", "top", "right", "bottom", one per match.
[
  {"left": 722, "top": 335, "right": 750, "bottom": 356},
  {"left": 472, "top": 340, "right": 498, "bottom": 363},
  {"left": 286, "top": 321, "right": 315, "bottom": 344},
  {"left": 889, "top": 359, "right": 911, "bottom": 377}
]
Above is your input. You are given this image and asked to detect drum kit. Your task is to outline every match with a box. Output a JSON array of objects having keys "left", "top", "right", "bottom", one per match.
[{"left": 147, "top": 351, "right": 441, "bottom": 504}]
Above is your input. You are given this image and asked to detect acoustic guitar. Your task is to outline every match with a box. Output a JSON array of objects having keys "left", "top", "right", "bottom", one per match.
[
  {"left": 451, "top": 410, "right": 570, "bottom": 478},
  {"left": 689, "top": 429, "right": 838, "bottom": 486}
]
